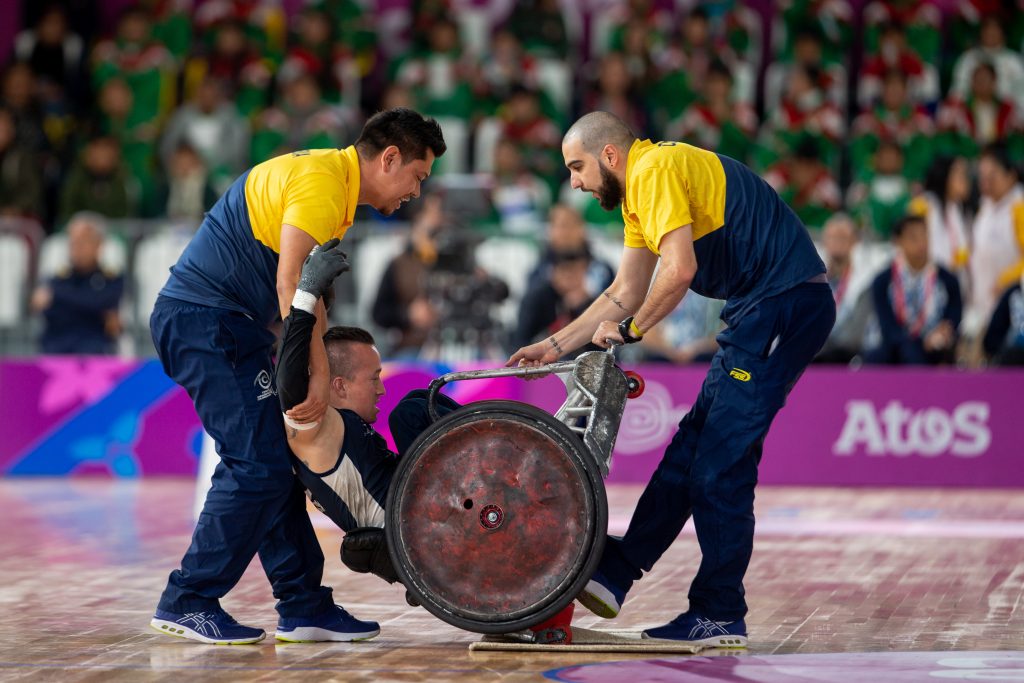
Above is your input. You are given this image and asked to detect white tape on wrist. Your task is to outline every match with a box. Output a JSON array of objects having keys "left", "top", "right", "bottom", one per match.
[
  {"left": 283, "top": 413, "right": 319, "bottom": 430},
  {"left": 291, "top": 290, "right": 317, "bottom": 314}
]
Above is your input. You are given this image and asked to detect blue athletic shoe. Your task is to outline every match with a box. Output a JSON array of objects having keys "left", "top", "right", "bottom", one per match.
[
  {"left": 275, "top": 605, "right": 380, "bottom": 642},
  {"left": 576, "top": 570, "right": 629, "bottom": 619},
  {"left": 150, "top": 609, "right": 266, "bottom": 645},
  {"left": 643, "top": 612, "right": 748, "bottom": 648}
]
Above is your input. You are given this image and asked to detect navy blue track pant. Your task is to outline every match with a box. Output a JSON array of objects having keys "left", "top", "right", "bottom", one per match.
[
  {"left": 151, "top": 297, "right": 334, "bottom": 618},
  {"left": 602, "top": 282, "right": 836, "bottom": 621},
  {"left": 388, "top": 389, "right": 461, "bottom": 457}
]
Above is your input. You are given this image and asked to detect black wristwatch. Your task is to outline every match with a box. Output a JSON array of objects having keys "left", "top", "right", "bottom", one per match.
[{"left": 618, "top": 316, "right": 643, "bottom": 344}]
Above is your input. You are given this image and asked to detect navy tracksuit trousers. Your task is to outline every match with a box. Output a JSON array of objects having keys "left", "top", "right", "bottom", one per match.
[
  {"left": 602, "top": 282, "right": 836, "bottom": 621},
  {"left": 151, "top": 297, "right": 334, "bottom": 618},
  {"left": 388, "top": 389, "right": 461, "bottom": 457}
]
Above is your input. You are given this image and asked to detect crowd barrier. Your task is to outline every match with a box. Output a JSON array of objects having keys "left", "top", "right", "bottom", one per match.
[{"left": 2, "top": 358, "right": 1021, "bottom": 487}]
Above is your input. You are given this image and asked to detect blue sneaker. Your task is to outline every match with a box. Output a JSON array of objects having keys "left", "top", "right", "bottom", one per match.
[
  {"left": 576, "top": 570, "right": 629, "bottom": 619},
  {"left": 643, "top": 612, "right": 748, "bottom": 648},
  {"left": 150, "top": 609, "right": 266, "bottom": 645},
  {"left": 275, "top": 605, "right": 380, "bottom": 642}
]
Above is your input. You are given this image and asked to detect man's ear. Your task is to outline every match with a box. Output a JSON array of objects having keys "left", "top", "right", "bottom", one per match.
[
  {"left": 381, "top": 145, "right": 401, "bottom": 173},
  {"left": 332, "top": 375, "right": 347, "bottom": 398},
  {"left": 602, "top": 143, "right": 621, "bottom": 169}
]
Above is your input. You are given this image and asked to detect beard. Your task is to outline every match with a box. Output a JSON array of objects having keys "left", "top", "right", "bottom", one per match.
[{"left": 595, "top": 162, "right": 624, "bottom": 211}]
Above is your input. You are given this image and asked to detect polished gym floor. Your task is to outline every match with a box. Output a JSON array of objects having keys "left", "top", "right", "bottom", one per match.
[{"left": 1, "top": 480, "right": 1022, "bottom": 682}]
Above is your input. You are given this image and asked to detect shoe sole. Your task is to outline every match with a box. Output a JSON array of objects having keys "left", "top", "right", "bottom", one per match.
[
  {"left": 576, "top": 580, "right": 620, "bottom": 619},
  {"left": 642, "top": 632, "right": 748, "bottom": 648},
  {"left": 150, "top": 619, "right": 266, "bottom": 645},
  {"left": 274, "top": 626, "right": 380, "bottom": 643}
]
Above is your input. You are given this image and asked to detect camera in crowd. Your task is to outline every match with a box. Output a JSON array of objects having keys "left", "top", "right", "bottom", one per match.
[
  {"left": 426, "top": 231, "right": 509, "bottom": 329},
  {"left": 422, "top": 230, "right": 510, "bottom": 360}
]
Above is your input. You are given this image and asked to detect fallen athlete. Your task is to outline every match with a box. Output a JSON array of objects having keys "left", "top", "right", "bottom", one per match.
[
  {"left": 275, "top": 242, "right": 580, "bottom": 644},
  {"left": 275, "top": 240, "right": 459, "bottom": 590}
]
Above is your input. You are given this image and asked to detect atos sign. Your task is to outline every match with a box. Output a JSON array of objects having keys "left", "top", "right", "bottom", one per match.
[{"left": 832, "top": 400, "right": 991, "bottom": 458}]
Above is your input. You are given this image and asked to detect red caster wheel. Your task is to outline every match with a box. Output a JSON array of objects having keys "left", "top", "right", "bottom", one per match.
[{"left": 625, "top": 371, "right": 645, "bottom": 399}]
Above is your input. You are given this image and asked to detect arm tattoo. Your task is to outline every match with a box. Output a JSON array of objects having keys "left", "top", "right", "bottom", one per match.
[
  {"left": 548, "top": 336, "right": 564, "bottom": 356},
  {"left": 287, "top": 427, "right": 298, "bottom": 440},
  {"left": 602, "top": 290, "right": 628, "bottom": 313}
]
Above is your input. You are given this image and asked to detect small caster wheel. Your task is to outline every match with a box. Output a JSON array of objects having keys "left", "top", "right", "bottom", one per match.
[{"left": 625, "top": 371, "right": 645, "bottom": 399}]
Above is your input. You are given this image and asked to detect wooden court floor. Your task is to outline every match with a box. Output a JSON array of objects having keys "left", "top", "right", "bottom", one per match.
[{"left": 0, "top": 479, "right": 1022, "bottom": 682}]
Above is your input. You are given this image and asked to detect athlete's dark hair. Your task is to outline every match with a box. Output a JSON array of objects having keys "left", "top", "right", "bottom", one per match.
[
  {"left": 324, "top": 326, "right": 375, "bottom": 346},
  {"left": 323, "top": 326, "right": 376, "bottom": 379},
  {"left": 355, "top": 107, "right": 446, "bottom": 162}
]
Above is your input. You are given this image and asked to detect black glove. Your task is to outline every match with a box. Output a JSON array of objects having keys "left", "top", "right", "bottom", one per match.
[
  {"left": 297, "top": 237, "right": 350, "bottom": 301},
  {"left": 341, "top": 527, "right": 399, "bottom": 584}
]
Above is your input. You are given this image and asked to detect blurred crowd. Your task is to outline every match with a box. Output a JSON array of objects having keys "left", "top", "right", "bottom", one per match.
[{"left": 3, "top": 0, "right": 1024, "bottom": 367}]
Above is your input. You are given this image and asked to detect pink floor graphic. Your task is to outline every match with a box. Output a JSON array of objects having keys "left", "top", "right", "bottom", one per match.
[{"left": 547, "top": 651, "right": 1024, "bottom": 683}]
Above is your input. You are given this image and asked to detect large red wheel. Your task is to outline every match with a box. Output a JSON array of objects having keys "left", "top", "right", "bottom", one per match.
[{"left": 386, "top": 400, "right": 607, "bottom": 634}]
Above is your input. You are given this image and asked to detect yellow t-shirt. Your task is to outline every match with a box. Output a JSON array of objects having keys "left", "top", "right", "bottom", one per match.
[
  {"left": 244, "top": 146, "right": 361, "bottom": 251},
  {"left": 621, "top": 139, "right": 727, "bottom": 254}
]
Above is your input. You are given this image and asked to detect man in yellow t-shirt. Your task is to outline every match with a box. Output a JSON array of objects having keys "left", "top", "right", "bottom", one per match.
[
  {"left": 509, "top": 111, "right": 834, "bottom": 648},
  {"left": 150, "top": 108, "right": 445, "bottom": 645}
]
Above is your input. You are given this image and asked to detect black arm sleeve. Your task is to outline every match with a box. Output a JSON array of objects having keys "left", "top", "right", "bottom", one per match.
[{"left": 276, "top": 307, "right": 317, "bottom": 412}]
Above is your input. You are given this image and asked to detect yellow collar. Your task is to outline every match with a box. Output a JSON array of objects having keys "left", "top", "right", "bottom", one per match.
[
  {"left": 626, "top": 138, "right": 652, "bottom": 173},
  {"left": 340, "top": 145, "right": 360, "bottom": 227},
  {"left": 623, "top": 138, "right": 652, "bottom": 211}
]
